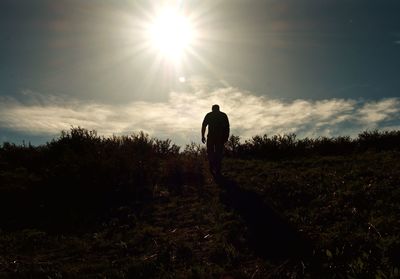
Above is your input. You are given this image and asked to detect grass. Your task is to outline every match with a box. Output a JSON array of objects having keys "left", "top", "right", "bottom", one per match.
[
  {"left": 1, "top": 128, "right": 400, "bottom": 278},
  {"left": 0, "top": 169, "right": 267, "bottom": 278},
  {"left": 223, "top": 151, "right": 400, "bottom": 278}
]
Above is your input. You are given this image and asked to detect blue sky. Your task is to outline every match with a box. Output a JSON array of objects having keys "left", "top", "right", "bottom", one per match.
[{"left": 1, "top": 0, "right": 400, "bottom": 146}]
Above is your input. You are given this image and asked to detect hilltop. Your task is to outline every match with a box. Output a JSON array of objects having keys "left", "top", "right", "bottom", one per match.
[{"left": 1, "top": 128, "right": 400, "bottom": 278}]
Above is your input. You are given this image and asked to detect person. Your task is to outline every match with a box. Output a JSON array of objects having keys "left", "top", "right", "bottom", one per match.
[{"left": 201, "top": 104, "right": 230, "bottom": 177}]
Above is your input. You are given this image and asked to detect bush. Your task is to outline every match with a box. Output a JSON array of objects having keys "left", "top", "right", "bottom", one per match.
[
  {"left": 0, "top": 127, "right": 203, "bottom": 230},
  {"left": 226, "top": 130, "right": 400, "bottom": 160}
]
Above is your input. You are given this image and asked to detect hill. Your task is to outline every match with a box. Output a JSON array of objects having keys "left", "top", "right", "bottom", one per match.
[{"left": 1, "top": 128, "right": 400, "bottom": 278}]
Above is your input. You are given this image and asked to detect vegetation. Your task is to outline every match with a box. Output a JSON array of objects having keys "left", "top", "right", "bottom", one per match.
[
  {"left": 1, "top": 128, "right": 400, "bottom": 278},
  {"left": 225, "top": 129, "right": 400, "bottom": 159}
]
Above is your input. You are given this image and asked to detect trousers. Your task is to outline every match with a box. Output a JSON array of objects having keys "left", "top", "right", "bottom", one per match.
[{"left": 206, "top": 138, "right": 224, "bottom": 175}]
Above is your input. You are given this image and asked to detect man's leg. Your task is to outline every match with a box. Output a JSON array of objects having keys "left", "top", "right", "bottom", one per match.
[
  {"left": 206, "top": 140, "right": 216, "bottom": 175},
  {"left": 214, "top": 142, "right": 224, "bottom": 175}
]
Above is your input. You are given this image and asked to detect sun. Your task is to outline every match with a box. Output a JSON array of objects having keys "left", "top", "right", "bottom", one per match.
[{"left": 147, "top": 8, "right": 195, "bottom": 62}]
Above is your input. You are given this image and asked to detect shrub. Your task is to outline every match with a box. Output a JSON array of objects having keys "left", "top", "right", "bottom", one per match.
[{"left": 226, "top": 130, "right": 400, "bottom": 160}]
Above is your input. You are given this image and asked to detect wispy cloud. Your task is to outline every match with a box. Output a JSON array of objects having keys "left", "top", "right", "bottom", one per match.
[{"left": 1, "top": 86, "right": 400, "bottom": 145}]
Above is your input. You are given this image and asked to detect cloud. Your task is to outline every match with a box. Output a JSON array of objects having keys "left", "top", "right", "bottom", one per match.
[
  {"left": 1, "top": 86, "right": 400, "bottom": 145},
  {"left": 357, "top": 99, "right": 400, "bottom": 123}
]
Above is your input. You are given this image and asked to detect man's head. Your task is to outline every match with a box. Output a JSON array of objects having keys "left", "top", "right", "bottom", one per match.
[{"left": 212, "top": 104, "right": 220, "bottom": 112}]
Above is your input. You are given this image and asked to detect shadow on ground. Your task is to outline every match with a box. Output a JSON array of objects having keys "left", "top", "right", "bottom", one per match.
[{"left": 215, "top": 175, "right": 313, "bottom": 262}]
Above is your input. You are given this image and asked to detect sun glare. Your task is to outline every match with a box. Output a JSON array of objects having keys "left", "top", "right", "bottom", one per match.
[{"left": 147, "top": 8, "right": 195, "bottom": 62}]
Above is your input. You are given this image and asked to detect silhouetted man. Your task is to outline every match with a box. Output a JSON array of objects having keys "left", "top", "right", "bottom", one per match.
[{"left": 201, "top": 104, "right": 230, "bottom": 177}]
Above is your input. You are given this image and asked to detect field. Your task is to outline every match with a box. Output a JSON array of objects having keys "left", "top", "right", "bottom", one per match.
[{"left": 1, "top": 128, "right": 400, "bottom": 278}]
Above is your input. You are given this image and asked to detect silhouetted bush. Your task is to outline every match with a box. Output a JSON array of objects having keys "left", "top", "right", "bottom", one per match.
[
  {"left": 0, "top": 127, "right": 202, "bottom": 230},
  {"left": 2, "top": 128, "right": 400, "bottom": 229},
  {"left": 357, "top": 129, "right": 400, "bottom": 152},
  {"left": 226, "top": 129, "right": 400, "bottom": 159}
]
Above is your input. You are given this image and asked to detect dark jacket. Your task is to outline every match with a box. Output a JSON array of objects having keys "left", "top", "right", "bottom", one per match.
[{"left": 202, "top": 111, "right": 230, "bottom": 142}]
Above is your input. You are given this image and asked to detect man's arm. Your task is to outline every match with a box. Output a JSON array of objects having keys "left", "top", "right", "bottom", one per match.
[
  {"left": 224, "top": 114, "right": 230, "bottom": 142},
  {"left": 201, "top": 115, "right": 208, "bottom": 144}
]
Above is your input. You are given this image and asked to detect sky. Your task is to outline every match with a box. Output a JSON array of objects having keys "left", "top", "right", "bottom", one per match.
[{"left": 1, "top": 0, "right": 400, "bottom": 146}]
